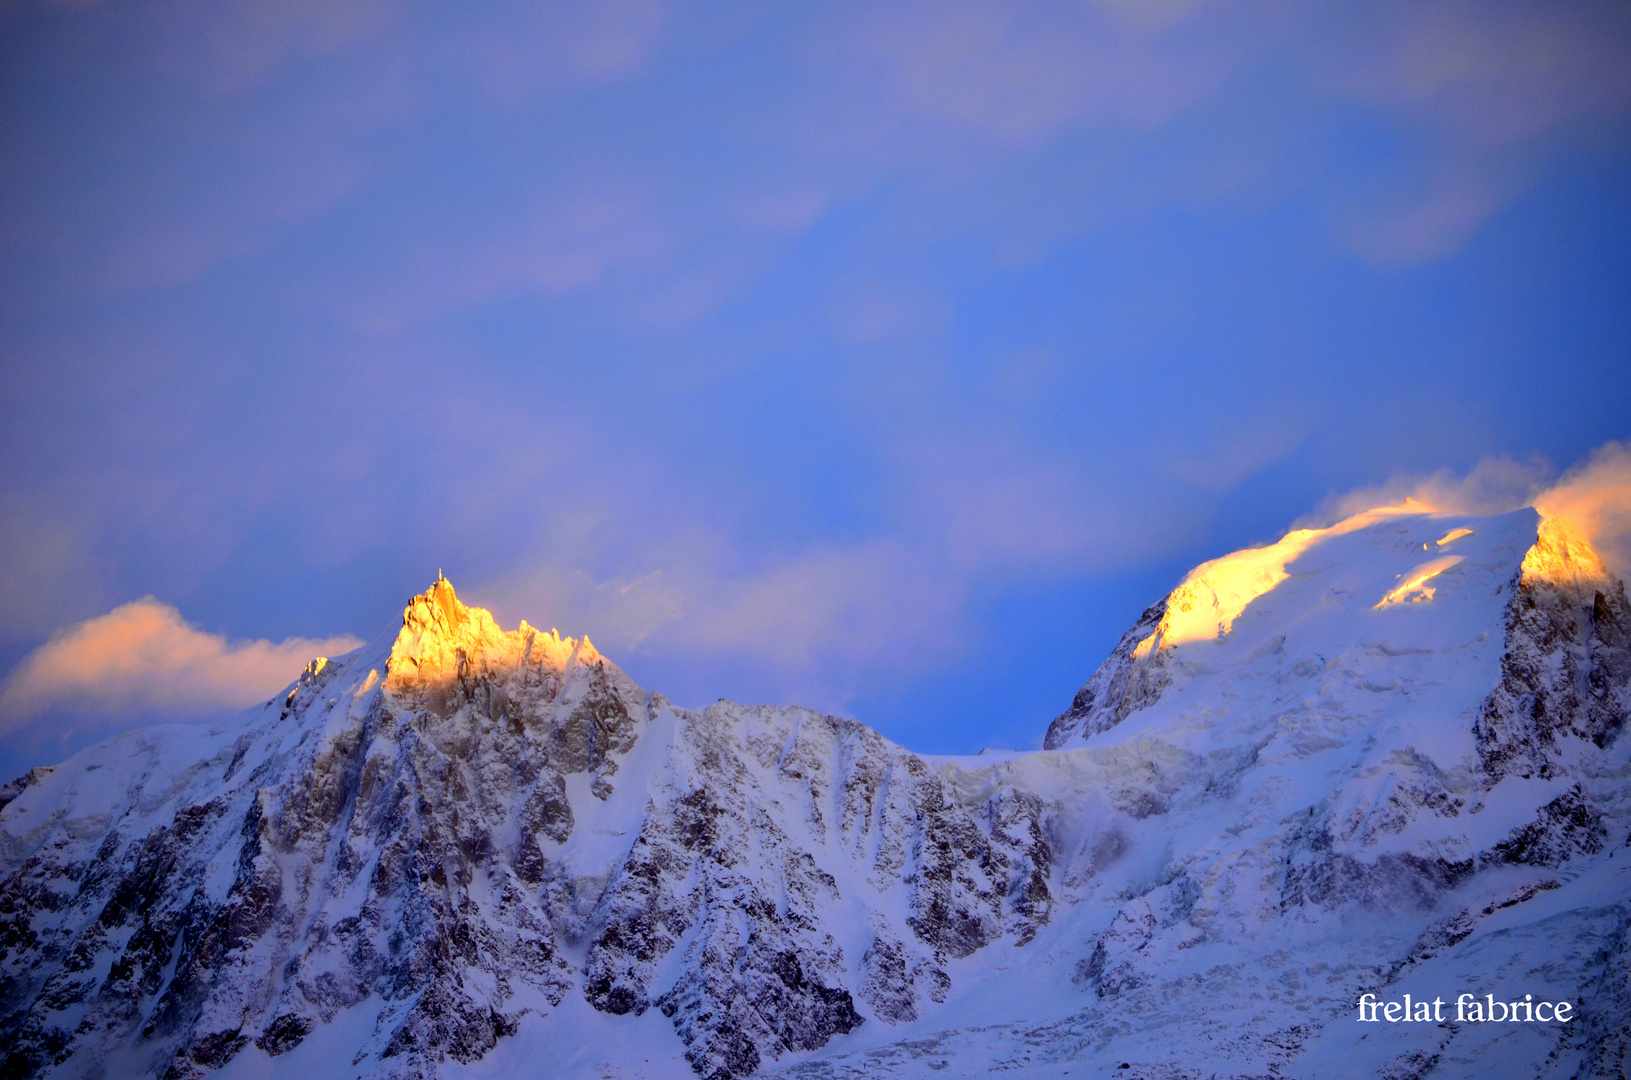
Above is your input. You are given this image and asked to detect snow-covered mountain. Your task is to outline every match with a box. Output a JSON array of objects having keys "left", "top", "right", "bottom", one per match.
[{"left": 1, "top": 505, "right": 1626, "bottom": 1080}]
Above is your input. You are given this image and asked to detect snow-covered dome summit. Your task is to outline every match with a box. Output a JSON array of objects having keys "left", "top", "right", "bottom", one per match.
[
  {"left": 0, "top": 507, "right": 1626, "bottom": 1080},
  {"left": 1048, "top": 504, "right": 1625, "bottom": 760}
]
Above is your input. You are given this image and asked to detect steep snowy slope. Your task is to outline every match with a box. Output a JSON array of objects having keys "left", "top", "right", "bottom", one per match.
[
  {"left": 0, "top": 578, "right": 1052, "bottom": 1080},
  {"left": 773, "top": 506, "right": 1631, "bottom": 1080},
  {"left": 0, "top": 505, "right": 1626, "bottom": 1080}
]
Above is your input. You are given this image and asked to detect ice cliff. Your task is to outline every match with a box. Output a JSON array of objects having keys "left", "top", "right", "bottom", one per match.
[{"left": 0, "top": 506, "right": 1626, "bottom": 1080}]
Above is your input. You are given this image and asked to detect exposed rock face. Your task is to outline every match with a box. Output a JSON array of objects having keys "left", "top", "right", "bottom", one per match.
[
  {"left": 0, "top": 578, "right": 635, "bottom": 1080},
  {"left": 1042, "top": 599, "right": 1170, "bottom": 749},
  {"left": 578, "top": 701, "right": 1051, "bottom": 1078},
  {"left": 1475, "top": 519, "right": 1631, "bottom": 782},
  {"left": 0, "top": 506, "right": 1627, "bottom": 1080},
  {"left": 1003, "top": 507, "right": 1630, "bottom": 1080},
  {"left": 0, "top": 579, "right": 1052, "bottom": 1080}
]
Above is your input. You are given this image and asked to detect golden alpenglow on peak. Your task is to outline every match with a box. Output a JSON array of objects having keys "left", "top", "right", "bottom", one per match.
[
  {"left": 429, "top": 572, "right": 463, "bottom": 628},
  {"left": 384, "top": 576, "right": 617, "bottom": 707},
  {"left": 1139, "top": 502, "right": 1427, "bottom": 650},
  {"left": 1522, "top": 514, "right": 1612, "bottom": 590},
  {"left": 2, "top": 501, "right": 1627, "bottom": 1080}
]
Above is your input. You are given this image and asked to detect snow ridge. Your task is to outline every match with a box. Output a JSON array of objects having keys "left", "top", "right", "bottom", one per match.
[{"left": 0, "top": 505, "right": 1627, "bottom": 1080}]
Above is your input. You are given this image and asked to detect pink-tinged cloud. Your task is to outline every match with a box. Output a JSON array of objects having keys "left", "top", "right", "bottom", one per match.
[
  {"left": 482, "top": 536, "right": 963, "bottom": 682},
  {"left": 825, "top": 0, "right": 1233, "bottom": 148},
  {"left": 1326, "top": 1, "right": 1631, "bottom": 262},
  {"left": 465, "top": 0, "right": 668, "bottom": 104},
  {"left": 0, "top": 495, "right": 106, "bottom": 646},
  {"left": 674, "top": 540, "right": 964, "bottom": 672},
  {"left": 830, "top": 281, "right": 948, "bottom": 344},
  {"left": 475, "top": 427, "right": 1204, "bottom": 695},
  {"left": 894, "top": 432, "right": 1194, "bottom": 574},
  {"left": 1342, "top": 163, "right": 1520, "bottom": 264},
  {"left": 341, "top": 179, "right": 670, "bottom": 332},
  {"left": 1534, "top": 441, "right": 1631, "bottom": 583},
  {"left": 796, "top": 1, "right": 1630, "bottom": 264},
  {"left": 1165, "top": 409, "right": 1311, "bottom": 494},
  {"left": 0, "top": 598, "right": 363, "bottom": 728},
  {"left": 1335, "top": 0, "right": 1631, "bottom": 151}
]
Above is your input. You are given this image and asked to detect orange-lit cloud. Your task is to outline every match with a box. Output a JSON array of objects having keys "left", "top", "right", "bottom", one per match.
[
  {"left": 1533, "top": 440, "right": 1631, "bottom": 583},
  {"left": 0, "top": 598, "right": 363, "bottom": 729},
  {"left": 1297, "top": 439, "right": 1631, "bottom": 584}
]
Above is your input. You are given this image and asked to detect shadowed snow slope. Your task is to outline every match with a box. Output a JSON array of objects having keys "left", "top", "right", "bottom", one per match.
[{"left": 1, "top": 509, "right": 1628, "bottom": 1080}]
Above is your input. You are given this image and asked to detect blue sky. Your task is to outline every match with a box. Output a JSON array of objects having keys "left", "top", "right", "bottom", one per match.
[{"left": 2, "top": 0, "right": 1629, "bottom": 777}]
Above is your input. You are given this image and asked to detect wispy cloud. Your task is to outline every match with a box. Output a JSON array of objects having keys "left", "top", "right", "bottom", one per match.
[
  {"left": 1298, "top": 454, "right": 1555, "bottom": 526},
  {"left": 476, "top": 424, "right": 1201, "bottom": 702},
  {"left": 0, "top": 598, "right": 362, "bottom": 729},
  {"left": 831, "top": 281, "right": 948, "bottom": 344},
  {"left": 11, "top": 0, "right": 1625, "bottom": 314},
  {"left": 797, "top": 0, "right": 1631, "bottom": 264},
  {"left": 463, "top": 0, "right": 667, "bottom": 104},
  {"left": 482, "top": 536, "right": 960, "bottom": 681},
  {"left": 1323, "top": 0, "right": 1631, "bottom": 261},
  {"left": 675, "top": 540, "right": 963, "bottom": 673},
  {"left": 341, "top": 178, "right": 670, "bottom": 332},
  {"left": 0, "top": 495, "right": 107, "bottom": 646},
  {"left": 1296, "top": 439, "right": 1631, "bottom": 583},
  {"left": 477, "top": 532, "right": 974, "bottom": 720},
  {"left": 1, "top": 0, "right": 1626, "bottom": 763},
  {"left": 1534, "top": 440, "right": 1631, "bottom": 582},
  {"left": 1332, "top": 1, "right": 1631, "bottom": 151},
  {"left": 1165, "top": 410, "right": 1311, "bottom": 494},
  {"left": 2, "top": 0, "right": 673, "bottom": 296},
  {"left": 1340, "top": 161, "right": 1522, "bottom": 264},
  {"left": 821, "top": 0, "right": 1234, "bottom": 148}
]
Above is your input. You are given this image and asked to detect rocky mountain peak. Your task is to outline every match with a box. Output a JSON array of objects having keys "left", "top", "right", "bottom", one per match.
[
  {"left": 0, "top": 513, "right": 1625, "bottom": 1080},
  {"left": 1522, "top": 514, "right": 1614, "bottom": 589},
  {"left": 1042, "top": 504, "right": 1622, "bottom": 750},
  {"left": 384, "top": 576, "right": 605, "bottom": 704}
]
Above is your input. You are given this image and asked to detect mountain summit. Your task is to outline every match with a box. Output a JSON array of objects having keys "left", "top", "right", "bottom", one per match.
[{"left": 1, "top": 506, "right": 1627, "bottom": 1079}]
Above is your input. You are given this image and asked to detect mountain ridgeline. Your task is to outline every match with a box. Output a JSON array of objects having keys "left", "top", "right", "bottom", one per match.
[{"left": 1, "top": 507, "right": 1628, "bottom": 1080}]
